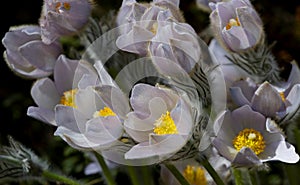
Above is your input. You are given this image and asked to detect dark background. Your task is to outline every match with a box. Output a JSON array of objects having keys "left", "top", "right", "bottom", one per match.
[{"left": 0, "top": 0, "right": 300, "bottom": 184}]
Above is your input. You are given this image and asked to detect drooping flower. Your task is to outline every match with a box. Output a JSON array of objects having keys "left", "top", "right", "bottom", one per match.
[
  {"left": 39, "top": 0, "right": 92, "bottom": 44},
  {"left": 209, "top": 0, "right": 264, "bottom": 52},
  {"left": 212, "top": 105, "right": 299, "bottom": 167},
  {"left": 2, "top": 25, "right": 62, "bottom": 79},
  {"left": 124, "top": 83, "right": 193, "bottom": 161}
]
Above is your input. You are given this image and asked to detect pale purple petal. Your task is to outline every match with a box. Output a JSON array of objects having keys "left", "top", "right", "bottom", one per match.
[
  {"left": 251, "top": 82, "right": 283, "bottom": 117},
  {"left": 30, "top": 78, "right": 60, "bottom": 109},
  {"left": 54, "top": 55, "right": 79, "bottom": 94},
  {"left": 27, "top": 106, "right": 56, "bottom": 126}
]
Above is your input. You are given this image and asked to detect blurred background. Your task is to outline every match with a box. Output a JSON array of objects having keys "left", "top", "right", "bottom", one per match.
[{"left": 0, "top": 0, "right": 300, "bottom": 184}]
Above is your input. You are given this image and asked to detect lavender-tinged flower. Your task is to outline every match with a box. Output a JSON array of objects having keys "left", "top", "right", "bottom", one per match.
[
  {"left": 124, "top": 83, "right": 193, "bottom": 160},
  {"left": 54, "top": 85, "right": 128, "bottom": 150},
  {"left": 230, "top": 76, "right": 300, "bottom": 120},
  {"left": 39, "top": 0, "right": 92, "bottom": 44},
  {"left": 210, "top": 0, "right": 264, "bottom": 52},
  {"left": 2, "top": 25, "right": 62, "bottom": 79},
  {"left": 212, "top": 105, "right": 299, "bottom": 167},
  {"left": 116, "top": 0, "right": 184, "bottom": 56},
  {"left": 149, "top": 16, "right": 200, "bottom": 72},
  {"left": 51, "top": 60, "right": 129, "bottom": 150},
  {"left": 27, "top": 55, "right": 93, "bottom": 126}
]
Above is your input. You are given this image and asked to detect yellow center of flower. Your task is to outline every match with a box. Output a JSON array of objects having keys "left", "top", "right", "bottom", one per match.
[
  {"left": 93, "top": 106, "right": 116, "bottom": 118},
  {"left": 63, "top": 2, "right": 71, "bottom": 10},
  {"left": 279, "top": 91, "right": 286, "bottom": 102},
  {"left": 153, "top": 111, "right": 178, "bottom": 135},
  {"left": 233, "top": 128, "right": 266, "bottom": 155},
  {"left": 183, "top": 165, "right": 207, "bottom": 185},
  {"left": 226, "top": 17, "right": 241, "bottom": 30},
  {"left": 150, "top": 22, "right": 158, "bottom": 35},
  {"left": 60, "top": 89, "right": 77, "bottom": 108},
  {"left": 55, "top": 2, "right": 71, "bottom": 12}
]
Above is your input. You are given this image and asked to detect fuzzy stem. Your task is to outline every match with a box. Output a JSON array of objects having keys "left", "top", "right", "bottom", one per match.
[
  {"left": 94, "top": 152, "right": 116, "bottom": 185},
  {"left": 42, "top": 170, "right": 82, "bottom": 185},
  {"left": 164, "top": 163, "right": 190, "bottom": 185}
]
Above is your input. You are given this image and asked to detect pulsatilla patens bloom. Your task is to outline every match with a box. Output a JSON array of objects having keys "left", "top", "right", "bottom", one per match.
[
  {"left": 2, "top": 25, "right": 62, "bottom": 79},
  {"left": 209, "top": 0, "right": 264, "bottom": 52},
  {"left": 39, "top": 0, "right": 91, "bottom": 44},
  {"left": 124, "top": 83, "right": 193, "bottom": 161},
  {"left": 27, "top": 55, "right": 94, "bottom": 125},
  {"left": 116, "top": 0, "right": 184, "bottom": 56},
  {"left": 212, "top": 105, "right": 299, "bottom": 167}
]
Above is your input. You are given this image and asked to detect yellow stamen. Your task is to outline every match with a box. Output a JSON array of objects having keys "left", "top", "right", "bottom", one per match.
[
  {"left": 150, "top": 22, "right": 158, "bottom": 35},
  {"left": 93, "top": 106, "right": 116, "bottom": 118},
  {"left": 60, "top": 89, "right": 77, "bottom": 108},
  {"left": 233, "top": 128, "right": 266, "bottom": 155},
  {"left": 153, "top": 111, "right": 178, "bottom": 135},
  {"left": 55, "top": 2, "right": 62, "bottom": 12},
  {"left": 226, "top": 17, "right": 241, "bottom": 30},
  {"left": 279, "top": 92, "right": 286, "bottom": 102},
  {"left": 63, "top": 2, "right": 71, "bottom": 11},
  {"left": 183, "top": 165, "right": 207, "bottom": 185}
]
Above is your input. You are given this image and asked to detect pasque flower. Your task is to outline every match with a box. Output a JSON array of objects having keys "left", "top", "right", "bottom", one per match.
[
  {"left": 124, "top": 83, "right": 193, "bottom": 160},
  {"left": 212, "top": 105, "right": 299, "bottom": 167},
  {"left": 148, "top": 17, "right": 200, "bottom": 73},
  {"left": 116, "top": 0, "right": 184, "bottom": 56},
  {"left": 230, "top": 73, "right": 300, "bottom": 120},
  {"left": 54, "top": 85, "right": 128, "bottom": 150},
  {"left": 39, "top": 0, "right": 92, "bottom": 44},
  {"left": 209, "top": 0, "right": 264, "bottom": 52},
  {"left": 27, "top": 55, "right": 96, "bottom": 125},
  {"left": 2, "top": 25, "right": 62, "bottom": 79}
]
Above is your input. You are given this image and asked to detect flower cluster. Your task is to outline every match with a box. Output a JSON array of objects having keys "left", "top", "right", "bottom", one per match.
[{"left": 2, "top": 0, "right": 300, "bottom": 184}]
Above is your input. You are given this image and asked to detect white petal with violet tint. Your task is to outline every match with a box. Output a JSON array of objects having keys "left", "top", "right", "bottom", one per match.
[
  {"left": 19, "top": 40, "right": 61, "bottom": 72},
  {"left": 124, "top": 97, "right": 168, "bottom": 142},
  {"left": 232, "top": 147, "right": 261, "bottom": 166},
  {"left": 222, "top": 26, "right": 250, "bottom": 51},
  {"left": 27, "top": 106, "right": 56, "bottom": 126},
  {"left": 54, "top": 126, "right": 100, "bottom": 150},
  {"left": 85, "top": 117, "right": 123, "bottom": 147},
  {"left": 96, "top": 85, "right": 130, "bottom": 119},
  {"left": 75, "top": 87, "right": 104, "bottom": 118},
  {"left": 30, "top": 78, "right": 60, "bottom": 109},
  {"left": 251, "top": 82, "right": 283, "bottom": 117},
  {"left": 230, "top": 87, "right": 251, "bottom": 106},
  {"left": 125, "top": 134, "right": 186, "bottom": 160},
  {"left": 170, "top": 98, "right": 193, "bottom": 135},
  {"left": 55, "top": 105, "right": 88, "bottom": 133},
  {"left": 261, "top": 141, "right": 299, "bottom": 163},
  {"left": 54, "top": 55, "right": 79, "bottom": 95}
]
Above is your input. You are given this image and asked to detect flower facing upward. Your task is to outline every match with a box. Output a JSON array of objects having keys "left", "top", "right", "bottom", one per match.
[
  {"left": 124, "top": 83, "right": 193, "bottom": 161},
  {"left": 212, "top": 105, "right": 299, "bottom": 167},
  {"left": 39, "top": 0, "right": 92, "bottom": 44},
  {"left": 209, "top": 0, "right": 264, "bottom": 52}
]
